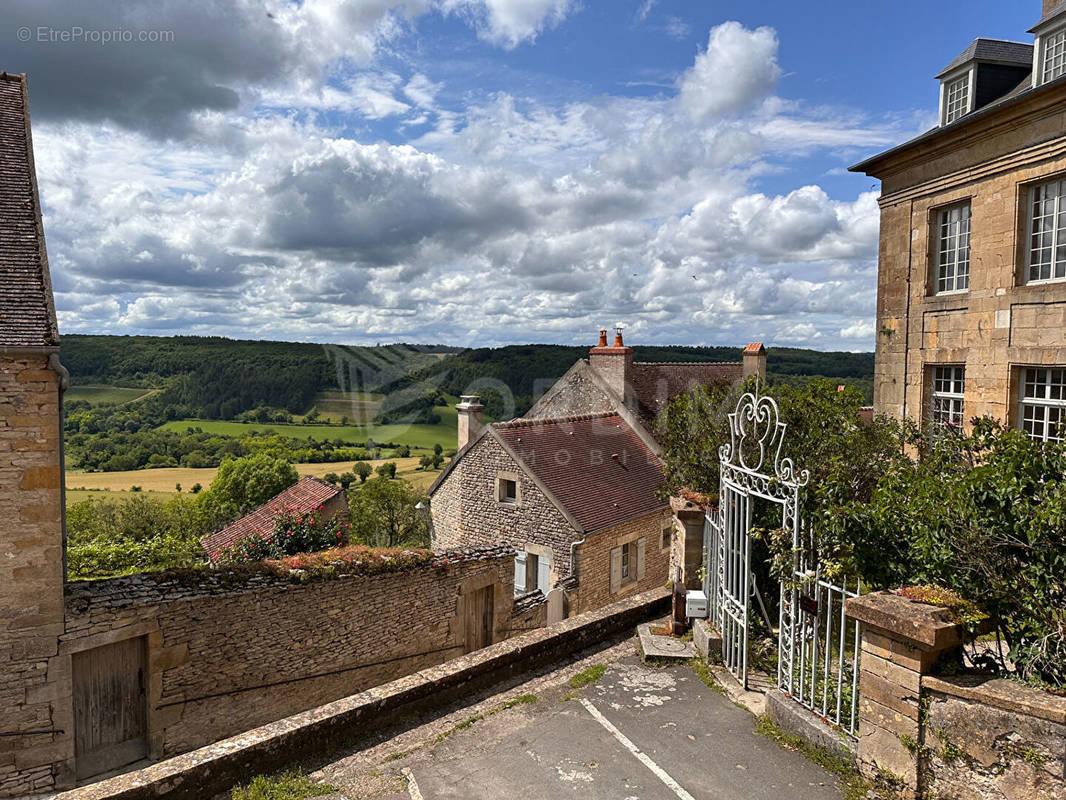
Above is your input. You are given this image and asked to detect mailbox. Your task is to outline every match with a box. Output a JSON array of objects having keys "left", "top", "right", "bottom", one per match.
[{"left": 685, "top": 589, "right": 708, "bottom": 619}]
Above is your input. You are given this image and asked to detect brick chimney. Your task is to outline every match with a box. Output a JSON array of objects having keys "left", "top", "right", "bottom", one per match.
[
  {"left": 589, "top": 326, "right": 634, "bottom": 405},
  {"left": 456, "top": 395, "right": 484, "bottom": 450},
  {"left": 742, "top": 342, "right": 767, "bottom": 380}
]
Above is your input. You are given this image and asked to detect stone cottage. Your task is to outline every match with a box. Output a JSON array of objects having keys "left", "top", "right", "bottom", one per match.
[{"left": 429, "top": 330, "right": 765, "bottom": 613}]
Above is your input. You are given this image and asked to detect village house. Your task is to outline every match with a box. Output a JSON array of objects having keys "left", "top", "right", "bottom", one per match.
[
  {"left": 429, "top": 329, "right": 765, "bottom": 614},
  {"left": 200, "top": 475, "right": 347, "bottom": 559},
  {"left": 852, "top": 0, "right": 1066, "bottom": 438}
]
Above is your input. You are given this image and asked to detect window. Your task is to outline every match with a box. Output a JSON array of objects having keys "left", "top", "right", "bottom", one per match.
[
  {"left": 610, "top": 537, "right": 646, "bottom": 594},
  {"left": 514, "top": 550, "right": 551, "bottom": 594},
  {"left": 930, "top": 366, "right": 965, "bottom": 428},
  {"left": 497, "top": 474, "right": 519, "bottom": 504},
  {"left": 943, "top": 73, "right": 970, "bottom": 124},
  {"left": 935, "top": 203, "right": 971, "bottom": 293},
  {"left": 1019, "top": 367, "right": 1066, "bottom": 443},
  {"left": 1026, "top": 179, "right": 1066, "bottom": 283},
  {"left": 661, "top": 521, "right": 672, "bottom": 552},
  {"left": 1042, "top": 27, "right": 1066, "bottom": 85}
]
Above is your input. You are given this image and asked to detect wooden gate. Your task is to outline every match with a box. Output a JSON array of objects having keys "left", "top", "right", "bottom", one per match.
[
  {"left": 464, "top": 586, "right": 495, "bottom": 653},
  {"left": 73, "top": 637, "right": 148, "bottom": 779}
]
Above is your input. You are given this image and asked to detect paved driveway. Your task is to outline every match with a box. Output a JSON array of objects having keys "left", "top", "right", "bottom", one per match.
[{"left": 316, "top": 638, "right": 843, "bottom": 800}]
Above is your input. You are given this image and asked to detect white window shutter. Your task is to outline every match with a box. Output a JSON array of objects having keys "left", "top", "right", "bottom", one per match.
[
  {"left": 610, "top": 546, "right": 622, "bottom": 594},
  {"left": 537, "top": 557, "right": 550, "bottom": 594},
  {"left": 636, "top": 537, "right": 646, "bottom": 581},
  {"left": 514, "top": 552, "right": 526, "bottom": 594}
]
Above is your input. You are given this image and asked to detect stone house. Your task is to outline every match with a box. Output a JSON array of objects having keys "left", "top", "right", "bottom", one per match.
[
  {"left": 852, "top": 0, "right": 1066, "bottom": 439},
  {"left": 0, "top": 71, "right": 70, "bottom": 797},
  {"left": 429, "top": 330, "right": 766, "bottom": 611},
  {"left": 200, "top": 475, "right": 347, "bottom": 559}
]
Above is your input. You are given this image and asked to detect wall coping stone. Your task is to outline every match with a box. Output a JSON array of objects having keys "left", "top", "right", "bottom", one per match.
[
  {"left": 845, "top": 592, "right": 965, "bottom": 651},
  {"left": 924, "top": 674, "right": 1066, "bottom": 725},
  {"left": 51, "top": 586, "right": 670, "bottom": 800}
]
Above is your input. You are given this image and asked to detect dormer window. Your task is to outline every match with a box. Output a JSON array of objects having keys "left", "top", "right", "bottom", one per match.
[
  {"left": 940, "top": 69, "right": 973, "bottom": 125},
  {"left": 1040, "top": 25, "right": 1066, "bottom": 84}
]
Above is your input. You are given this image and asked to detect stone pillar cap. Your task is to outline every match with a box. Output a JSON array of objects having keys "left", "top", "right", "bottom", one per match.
[{"left": 845, "top": 591, "right": 967, "bottom": 651}]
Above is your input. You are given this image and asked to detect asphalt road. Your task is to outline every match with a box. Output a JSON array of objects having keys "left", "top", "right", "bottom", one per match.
[{"left": 318, "top": 639, "right": 843, "bottom": 800}]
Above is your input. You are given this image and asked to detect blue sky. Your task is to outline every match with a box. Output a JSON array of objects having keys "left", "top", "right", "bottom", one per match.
[{"left": 6, "top": 0, "right": 1047, "bottom": 351}]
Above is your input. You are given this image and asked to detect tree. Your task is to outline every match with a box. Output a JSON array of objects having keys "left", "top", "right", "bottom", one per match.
[
  {"left": 433, "top": 443, "right": 443, "bottom": 456},
  {"left": 376, "top": 461, "right": 397, "bottom": 479},
  {"left": 175, "top": 483, "right": 182, "bottom": 493},
  {"left": 200, "top": 453, "right": 298, "bottom": 522},
  {"left": 395, "top": 444, "right": 411, "bottom": 458},
  {"left": 338, "top": 472, "right": 355, "bottom": 489},
  {"left": 323, "top": 472, "right": 341, "bottom": 485},
  {"left": 353, "top": 462, "right": 372, "bottom": 482},
  {"left": 190, "top": 483, "right": 202, "bottom": 494},
  {"left": 348, "top": 477, "right": 430, "bottom": 548},
  {"left": 418, "top": 454, "right": 434, "bottom": 470}
]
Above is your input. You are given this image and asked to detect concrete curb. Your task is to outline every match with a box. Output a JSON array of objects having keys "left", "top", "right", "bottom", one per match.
[
  {"left": 764, "top": 690, "right": 855, "bottom": 764},
  {"left": 52, "top": 588, "right": 670, "bottom": 800}
]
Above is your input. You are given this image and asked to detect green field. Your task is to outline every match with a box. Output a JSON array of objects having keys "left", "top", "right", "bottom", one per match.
[
  {"left": 67, "top": 385, "right": 157, "bottom": 405},
  {"left": 304, "top": 390, "right": 384, "bottom": 424},
  {"left": 159, "top": 404, "right": 458, "bottom": 451}
]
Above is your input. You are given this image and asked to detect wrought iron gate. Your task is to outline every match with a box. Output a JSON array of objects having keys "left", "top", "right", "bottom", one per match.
[{"left": 705, "top": 386, "right": 861, "bottom": 733}]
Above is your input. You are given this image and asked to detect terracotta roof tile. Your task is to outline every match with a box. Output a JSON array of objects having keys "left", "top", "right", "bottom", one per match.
[
  {"left": 494, "top": 412, "right": 666, "bottom": 532},
  {"left": 631, "top": 362, "right": 742, "bottom": 427},
  {"left": 200, "top": 476, "right": 344, "bottom": 557},
  {"left": 0, "top": 73, "right": 58, "bottom": 348}
]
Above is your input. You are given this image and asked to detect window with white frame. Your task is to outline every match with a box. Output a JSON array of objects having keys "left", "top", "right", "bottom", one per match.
[
  {"left": 936, "top": 203, "right": 971, "bottom": 293},
  {"left": 514, "top": 550, "right": 551, "bottom": 595},
  {"left": 1019, "top": 367, "right": 1066, "bottom": 443},
  {"left": 930, "top": 366, "right": 965, "bottom": 428},
  {"left": 609, "top": 537, "right": 645, "bottom": 594},
  {"left": 1027, "top": 179, "right": 1066, "bottom": 283},
  {"left": 943, "top": 73, "right": 971, "bottom": 124},
  {"left": 1041, "top": 26, "right": 1066, "bottom": 85}
]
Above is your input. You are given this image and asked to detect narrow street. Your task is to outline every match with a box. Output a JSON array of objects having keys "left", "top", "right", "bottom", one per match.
[{"left": 313, "top": 637, "right": 844, "bottom": 800}]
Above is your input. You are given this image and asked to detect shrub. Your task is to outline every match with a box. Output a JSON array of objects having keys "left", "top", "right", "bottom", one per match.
[{"left": 217, "top": 505, "right": 349, "bottom": 564}]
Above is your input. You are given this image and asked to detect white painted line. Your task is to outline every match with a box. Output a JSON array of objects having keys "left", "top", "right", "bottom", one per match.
[
  {"left": 579, "top": 698, "right": 697, "bottom": 800},
  {"left": 401, "top": 767, "right": 425, "bottom": 800}
]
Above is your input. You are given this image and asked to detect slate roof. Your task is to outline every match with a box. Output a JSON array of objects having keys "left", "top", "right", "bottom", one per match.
[
  {"left": 1031, "top": 1, "right": 1066, "bottom": 32},
  {"left": 200, "top": 476, "right": 344, "bottom": 558},
  {"left": 0, "top": 73, "right": 58, "bottom": 348},
  {"left": 936, "top": 38, "right": 1034, "bottom": 78},
  {"left": 494, "top": 412, "right": 667, "bottom": 533},
  {"left": 631, "top": 362, "right": 742, "bottom": 427}
]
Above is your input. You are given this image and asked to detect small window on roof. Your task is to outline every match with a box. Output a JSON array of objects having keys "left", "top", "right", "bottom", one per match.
[
  {"left": 942, "top": 73, "right": 971, "bottom": 124},
  {"left": 1042, "top": 26, "right": 1066, "bottom": 84}
]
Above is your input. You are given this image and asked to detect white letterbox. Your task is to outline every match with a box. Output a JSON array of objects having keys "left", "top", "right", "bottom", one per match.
[{"left": 685, "top": 589, "right": 708, "bottom": 619}]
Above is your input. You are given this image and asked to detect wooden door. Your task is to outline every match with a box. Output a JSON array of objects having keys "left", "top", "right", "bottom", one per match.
[
  {"left": 73, "top": 637, "right": 148, "bottom": 779},
  {"left": 464, "top": 586, "right": 495, "bottom": 653}
]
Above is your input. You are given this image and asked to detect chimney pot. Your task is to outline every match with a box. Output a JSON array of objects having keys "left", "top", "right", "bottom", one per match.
[
  {"left": 456, "top": 395, "right": 485, "bottom": 450},
  {"left": 613, "top": 326, "right": 625, "bottom": 347},
  {"left": 597, "top": 329, "right": 608, "bottom": 347}
]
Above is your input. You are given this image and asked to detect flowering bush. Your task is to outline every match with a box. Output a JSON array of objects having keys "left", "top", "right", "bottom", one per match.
[{"left": 218, "top": 504, "right": 350, "bottom": 564}]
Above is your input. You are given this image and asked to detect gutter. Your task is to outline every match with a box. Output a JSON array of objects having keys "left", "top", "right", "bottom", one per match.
[
  {"left": 48, "top": 352, "right": 69, "bottom": 582},
  {"left": 568, "top": 531, "right": 589, "bottom": 583}
]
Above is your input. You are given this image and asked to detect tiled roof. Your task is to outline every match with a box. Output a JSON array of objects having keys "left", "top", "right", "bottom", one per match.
[
  {"left": 0, "top": 73, "right": 58, "bottom": 348},
  {"left": 200, "top": 476, "right": 344, "bottom": 557},
  {"left": 494, "top": 412, "right": 666, "bottom": 533},
  {"left": 936, "top": 38, "right": 1033, "bottom": 78},
  {"left": 631, "top": 362, "right": 742, "bottom": 426}
]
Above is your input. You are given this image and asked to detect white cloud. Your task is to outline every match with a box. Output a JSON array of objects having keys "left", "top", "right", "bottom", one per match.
[
  {"left": 679, "top": 22, "right": 781, "bottom": 121},
  {"left": 440, "top": 0, "right": 575, "bottom": 48}
]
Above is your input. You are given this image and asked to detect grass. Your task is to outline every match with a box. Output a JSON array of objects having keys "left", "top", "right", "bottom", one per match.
[
  {"left": 753, "top": 717, "right": 885, "bottom": 800},
  {"left": 687, "top": 657, "right": 726, "bottom": 696},
  {"left": 230, "top": 769, "right": 337, "bottom": 800},
  {"left": 159, "top": 405, "right": 457, "bottom": 451},
  {"left": 568, "top": 663, "right": 607, "bottom": 689},
  {"left": 305, "top": 390, "right": 384, "bottom": 424},
  {"left": 65, "top": 457, "right": 436, "bottom": 494},
  {"left": 66, "top": 385, "right": 157, "bottom": 406}
]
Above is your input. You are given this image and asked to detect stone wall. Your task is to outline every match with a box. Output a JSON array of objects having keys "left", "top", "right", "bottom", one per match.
[
  {"left": 431, "top": 433, "right": 579, "bottom": 584},
  {"left": 869, "top": 81, "right": 1066, "bottom": 426},
  {"left": 525, "top": 361, "right": 616, "bottom": 420},
  {"left": 0, "top": 352, "right": 66, "bottom": 797},
  {"left": 846, "top": 591, "right": 1066, "bottom": 799},
  {"left": 3, "top": 547, "right": 514, "bottom": 796},
  {"left": 570, "top": 511, "right": 671, "bottom": 616}
]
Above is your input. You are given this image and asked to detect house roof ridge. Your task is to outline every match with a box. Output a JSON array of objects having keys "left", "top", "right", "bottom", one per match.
[
  {"left": 635, "top": 360, "right": 741, "bottom": 367},
  {"left": 494, "top": 411, "right": 620, "bottom": 429}
]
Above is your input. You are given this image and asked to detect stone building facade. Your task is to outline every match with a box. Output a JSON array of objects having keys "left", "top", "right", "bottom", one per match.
[
  {"left": 0, "top": 71, "right": 69, "bottom": 798},
  {"left": 852, "top": 0, "right": 1066, "bottom": 438}
]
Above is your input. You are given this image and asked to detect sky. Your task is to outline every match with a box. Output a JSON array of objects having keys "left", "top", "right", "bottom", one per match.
[{"left": 7, "top": 0, "right": 1042, "bottom": 351}]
